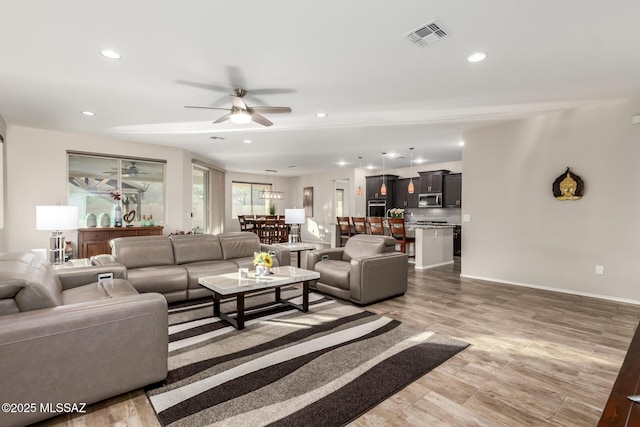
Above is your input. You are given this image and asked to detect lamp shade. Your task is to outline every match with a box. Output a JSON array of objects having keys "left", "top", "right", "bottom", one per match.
[
  {"left": 36, "top": 205, "right": 79, "bottom": 230},
  {"left": 284, "top": 208, "right": 305, "bottom": 225}
]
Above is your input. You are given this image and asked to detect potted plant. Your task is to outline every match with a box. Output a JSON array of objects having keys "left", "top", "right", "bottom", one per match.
[{"left": 268, "top": 203, "right": 277, "bottom": 216}]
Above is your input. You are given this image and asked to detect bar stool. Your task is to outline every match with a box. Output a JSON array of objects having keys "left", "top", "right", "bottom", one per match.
[
  {"left": 336, "top": 216, "right": 352, "bottom": 246},
  {"left": 367, "top": 217, "right": 385, "bottom": 235},
  {"left": 351, "top": 217, "right": 367, "bottom": 234},
  {"left": 387, "top": 217, "right": 415, "bottom": 255}
]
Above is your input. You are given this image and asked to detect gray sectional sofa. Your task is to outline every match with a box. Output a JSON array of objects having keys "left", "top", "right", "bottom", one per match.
[
  {"left": 91, "top": 232, "right": 291, "bottom": 302},
  {"left": 0, "top": 252, "right": 168, "bottom": 427}
]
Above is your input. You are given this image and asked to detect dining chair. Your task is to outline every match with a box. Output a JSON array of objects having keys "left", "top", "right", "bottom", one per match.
[
  {"left": 367, "top": 217, "right": 385, "bottom": 236},
  {"left": 336, "top": 216, "right": 352, "bottom": 246},
  {"left": 259, "top": 216, "right": 278, "bottom": 244},
  {"left": 238, "top": 215, "right": 248, "bottom": 231},
  {"left": 277, "top": 217, "right": 289, "bottom": 243},
  {"left": 387, "top": 217, "right": 415, "bottom": 255},
  {"left": 351, "top": 217, "right": 367, "bottom": 234}
]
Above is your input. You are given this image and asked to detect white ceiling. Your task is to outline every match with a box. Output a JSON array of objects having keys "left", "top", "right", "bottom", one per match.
[{"left": 1, "top": 1, "right": 639, "bottom": 176}]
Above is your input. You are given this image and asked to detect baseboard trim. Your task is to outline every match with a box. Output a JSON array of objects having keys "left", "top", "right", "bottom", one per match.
[
  {"left": 460, "top": 273, "right": 640, "bottom": 305},
  {"left": 415, "top": 260, "right": 454, "bottom": 270}
]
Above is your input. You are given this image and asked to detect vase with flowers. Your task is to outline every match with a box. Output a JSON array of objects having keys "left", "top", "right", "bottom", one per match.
[
  {"left": 389, "top": 208, "right": 404, "bottom": 218},
  {"left": 253, "top": 251, "right": 274, "bottom": 276},
  {"left": 109, "top": 191, "right": 123, "bottom": 227}
]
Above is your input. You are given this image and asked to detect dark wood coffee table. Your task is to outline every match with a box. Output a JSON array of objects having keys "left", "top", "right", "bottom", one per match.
[{"left": 198, "top": 266, "right": 320, "bottom": 330}]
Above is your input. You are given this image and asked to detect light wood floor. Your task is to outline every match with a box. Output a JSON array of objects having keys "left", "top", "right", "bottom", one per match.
[{"left": 35, "top": 258, "right": 640, "bottom": 427}]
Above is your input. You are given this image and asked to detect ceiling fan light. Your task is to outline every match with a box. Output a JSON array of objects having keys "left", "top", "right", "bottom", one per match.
[{"left": 229, "top": 111, "right": 252, "bottom": 124}]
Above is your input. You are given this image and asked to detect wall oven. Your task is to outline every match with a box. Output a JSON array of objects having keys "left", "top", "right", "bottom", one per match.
[
  {"left": 418, "top": 193, "right": 442, "bottom": 208},
  {"left": 368, "top": 200, "right": 386, "bottom": 217}
]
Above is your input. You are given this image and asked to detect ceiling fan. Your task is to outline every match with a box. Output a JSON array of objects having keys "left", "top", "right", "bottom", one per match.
[
  {"left": 184, "top": 88, "right": 292, "bottom": 127},
  {"left": 105, "top": 162, "right": 152, "bottom": 177}
]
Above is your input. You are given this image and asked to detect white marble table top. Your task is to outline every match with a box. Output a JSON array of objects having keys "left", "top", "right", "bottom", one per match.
[
  {"left": 198, "top": 266, "right": 320, "bottom": 295},
  {"left": 271, "top": 242, "right": 318, "bottom": 251}
]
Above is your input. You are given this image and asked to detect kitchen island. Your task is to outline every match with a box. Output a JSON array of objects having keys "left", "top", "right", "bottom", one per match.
[{"left": 406, "top": 224, "right": 455, "bottom": 269}]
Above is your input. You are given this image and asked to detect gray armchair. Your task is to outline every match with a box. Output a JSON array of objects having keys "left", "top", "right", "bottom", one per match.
[
  {"left": 307, "top": 234, "right": 408, "bottom": 305},
  {"left": 0, "top": 252, "right": 168, "bottom": 427}
]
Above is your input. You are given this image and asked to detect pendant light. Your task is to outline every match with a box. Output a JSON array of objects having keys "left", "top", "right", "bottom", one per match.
[
  {"left": 259, "top": 169, "right": 284, "bottom": 200},
  {"left": 357, "top": 156, "right": 363, "bottom": 197},
  {"left": 380, "top": 152, "right": 387, "bottom": 196},
  {"left": 408, "top": 147, "right": 415, "bottom": 194}
]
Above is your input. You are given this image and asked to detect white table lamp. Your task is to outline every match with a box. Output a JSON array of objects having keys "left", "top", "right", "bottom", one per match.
[
  {"left": 285, "top": 208, "right": 305, "bottom": 244},
  {"left": 36, "top": 205, "right": 79, "bottom": 265}
]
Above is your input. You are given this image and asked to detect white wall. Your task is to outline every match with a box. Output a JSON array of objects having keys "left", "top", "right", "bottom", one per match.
[
  {"left": 5, "top": 126, "right": 197, "bottom": 252},
  {"left": 0, "top": 114, "right": 6, "bottom": 251},
  {"left": 462, "top": 98, "right": 640, "bottom": 303}
]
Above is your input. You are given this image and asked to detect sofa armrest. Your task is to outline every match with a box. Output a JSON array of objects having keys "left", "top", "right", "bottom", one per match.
[
  {"left": 0, "top": 293, "right": 168, "bottom": 427},
  {"left": 90, "top": 254, "right": 118, "bottom": 265},
  {"left": 307, "top": 248, "right": 344, "bottom": 271},
  {"left": 56, "top": 264, "right": 128, "bottom": 290},
  {"left": 349, "top": 252, "right": 408, "bottom": 305},
  {"left": 261, "top": 244, "right": 291, "bottom": 267}
]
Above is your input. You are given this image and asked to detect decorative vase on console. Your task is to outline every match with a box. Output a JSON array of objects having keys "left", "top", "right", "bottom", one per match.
[{"left": 114, "top": 204, "right": 122, "bottom": 227}]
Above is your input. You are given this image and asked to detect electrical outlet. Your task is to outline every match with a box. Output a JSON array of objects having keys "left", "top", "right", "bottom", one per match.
[
  {"left": 463, "top": 214, "right": 471, "bottom": 222},
  {"left": 595, "top": 265, "right": 604, "bottom": 275}
]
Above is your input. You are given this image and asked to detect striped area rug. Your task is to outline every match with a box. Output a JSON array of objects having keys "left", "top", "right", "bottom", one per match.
[{"left": 146, "top": 290, "right": 469, "bottom": 427}]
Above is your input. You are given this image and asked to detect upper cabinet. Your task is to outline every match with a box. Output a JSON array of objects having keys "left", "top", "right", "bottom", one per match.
[
  {"left": 366, "top": 175, "right": 398, "bottom": 206},
  {"left": 443, "top": 173, "right": 462, "bottom": 208},
  {"left": 393, "top": 178, "right": 418, "bottom": 208},
  {"left": 418, "top": 170, "right": 448, "bottom": 194}
]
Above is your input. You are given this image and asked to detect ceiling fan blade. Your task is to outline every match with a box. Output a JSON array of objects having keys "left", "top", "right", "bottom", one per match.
[
  {"left": 230, "top": 96, "right": 247, "bottom": 110},
  {"left": 250, "top": 113, "right": 273, "bottom": 127},
  {"left": 175, "top": 80, "right": 230, "bottom": 93},
  {"left": 184, "top": 105, "right": 231, "bottom": 111},
  {"left": 213, "top": 113, "right": 231, "bottom": 124},
  {"left": 249, "top": 106, "right": 292, "bottom": 114}
]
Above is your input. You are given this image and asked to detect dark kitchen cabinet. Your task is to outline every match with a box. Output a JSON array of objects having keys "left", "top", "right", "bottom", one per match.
[
  {"left": 443, "top": 173, "right": 462, "bottom": 208},
  {"left": 366, "top": 174, "right": 398, "bottom": 208},
  {"left": 393, "top": 178, "right": 418, "bottom": 208},
  {"left": 418, "top": 170, "right": 449, "bottom": 194},
  {"left": 453, "top": 225, "right": 461, "bottom": 256}
]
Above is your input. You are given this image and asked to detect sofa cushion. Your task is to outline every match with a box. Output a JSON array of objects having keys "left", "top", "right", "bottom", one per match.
[
  {"left": 342, "top": 235, "right": 396, "bottom": 261},
  {"left": 169, "top": 234, "right": 224, "bottom": 264},
  {"left": 0, "top": 252, "right": 63, "bottom": 312},
  {"left": 181, "top": 261, "right": 238, "bottom": 289},
  {"left": 110, "top": 236, "right": 175, "bottom": 269},
  {"left": 62, "top": 279, "right": 139, "bottom": 305},
  {"left": 218, "top": 232, "right": 261, "bottom": 260},
  {"left": 126, "top": 266, "right": 188, "bottom": 294},
  {"left": 313, "top": 260, "right": 351, "bottom": 290}
]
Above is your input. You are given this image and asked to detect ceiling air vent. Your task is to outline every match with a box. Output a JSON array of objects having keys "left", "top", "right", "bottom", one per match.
[{"left": 405, "top": 20, "right": 448, "bottom": 47}]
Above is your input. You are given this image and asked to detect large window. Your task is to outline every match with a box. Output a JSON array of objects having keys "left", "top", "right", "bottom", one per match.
[
  {"left": 68, "top": 153, "right": 165, "bottom": 227},
  {"left": 192, "top": 165, "right": 209, "bottom": 234},
  {"left": 231, "top": 181, "right": 272, "bottom": 218}
]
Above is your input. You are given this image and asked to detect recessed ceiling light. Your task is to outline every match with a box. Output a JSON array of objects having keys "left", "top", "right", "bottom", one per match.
[
  {"left": 338, "top": 161, "right": 347, "bottom": 166},
  {"left": 100, "top": 49, "right": 121, "bottom": 60},
  {"left": 289, "top": 165, "right": 297, "bottom": 169},
  {"left": 243, "top": 139, "right": 252, "bottom": 144},
  {"left": 81, "top": 111, "right": 95, "bottom": 116},
  {"left": 415, "top": 158, "right": 425, "bottom": 164},
  {"left": 315, "top": 112, "right": 328, "bottom": 118},
  {"left": 467, "top": 52, "right": 487, "bottom": 63},
  {"left": 210, "top": 136, "right": 225, "bottom": 140},
  {"left": 458, "top": 141, "right": 465, "bottom": 146}
]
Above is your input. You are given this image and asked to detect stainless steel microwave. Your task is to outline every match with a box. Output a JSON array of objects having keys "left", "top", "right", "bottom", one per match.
[{"left": 418, "top": 193, "right": 442, "bottom": 208}]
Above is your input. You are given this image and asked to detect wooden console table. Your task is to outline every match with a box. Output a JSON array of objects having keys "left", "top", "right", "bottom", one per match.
[
  {"left": 78, "top": 226, "right": 164, "bottom": 258},
  {"left": 599, "top": 321, "right": 640, "bottom": 426}
]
